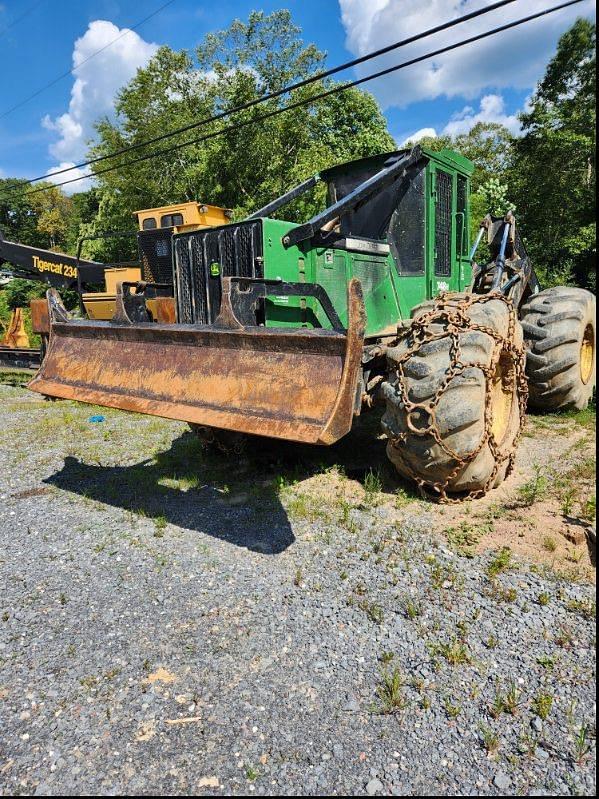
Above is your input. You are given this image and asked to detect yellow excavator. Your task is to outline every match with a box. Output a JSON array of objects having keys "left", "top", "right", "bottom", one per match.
[
  {"left": 0, "top": 200, "right": 231, "bottom": 367},
  {"left": 80, "top": 201, "right": 231, "bottom": 321}
]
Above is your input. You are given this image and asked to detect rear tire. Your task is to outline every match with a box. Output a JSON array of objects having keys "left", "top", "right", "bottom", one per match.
[
  {"left": 521, "top": 287, "right": 596, "bottom": 411},
  {"left": 381, "top": 293, "right": 527, "bottom": 500}
]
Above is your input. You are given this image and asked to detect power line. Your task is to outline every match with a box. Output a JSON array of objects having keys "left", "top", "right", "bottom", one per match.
[
  {"left": 4, "top": 0, "right": 520, "bottom": 192},
  {"left": 0, "top": 0, "right": 45, "bottom": 39},
  {"left": 7, "top": 0, "right": 587, "bottom": 198},
  {"left": 0, "top": 0, "right": 178, "bottom": 120}
]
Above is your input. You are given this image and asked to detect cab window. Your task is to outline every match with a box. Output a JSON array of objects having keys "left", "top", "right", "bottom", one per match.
[
  {"left": 142, "top": 217, "right": 157, "bottom": 230},
  {"left": 388, "top": 167, "right": 426, "bottom": 275},
  {"left": 160, "top": 213, "right": 184, "bottom": 228}
]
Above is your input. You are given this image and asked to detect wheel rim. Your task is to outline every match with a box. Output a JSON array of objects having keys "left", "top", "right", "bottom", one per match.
[
  {"left": 580, "top": 324, "right": 594, "bottom": 385},
  {"left": 490, "top": 351, "right": 515, "bottom": 445}
]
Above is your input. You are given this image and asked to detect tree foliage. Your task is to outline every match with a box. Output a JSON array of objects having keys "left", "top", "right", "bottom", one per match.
[
  {"left": 82, "top": 10, "right": 395, "bottom": 261},
  {"left": 0, "top": 13, "right": 595, "bottom": 295},
  {"left": 512, "top": 18, "right": 596, "bottom": 289},
  {"left": 406, "top": 122, "right": 515, "bottom": 192}
]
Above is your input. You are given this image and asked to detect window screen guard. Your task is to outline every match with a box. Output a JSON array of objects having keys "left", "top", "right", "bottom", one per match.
[{"left": 435, "top": 171, "right": 453, "bottom": 277}]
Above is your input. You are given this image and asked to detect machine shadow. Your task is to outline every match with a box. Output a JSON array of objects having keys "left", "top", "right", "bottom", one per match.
[
  {"left": 44, "top": 432, "right": 296, "bottom": 555},
  {"left": 43, "top": 409, "right": 415, "bottom": 555}
]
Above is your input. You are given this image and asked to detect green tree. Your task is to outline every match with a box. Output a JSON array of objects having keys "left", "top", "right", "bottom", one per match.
[
  {"left": 404, "top": 122, "right": 515, "bottom": 191},
  {"left": 407, "top": 123, "right": 517, "bottom": 249},
  {"left": 512, "top": 18, "right": 596, "bottom": 288},
  {"left": 0, "top": 178, "right": 78, "bottom": 251},
  {"left": 85, "top": 9, "right": 395, "bottom": 260}
]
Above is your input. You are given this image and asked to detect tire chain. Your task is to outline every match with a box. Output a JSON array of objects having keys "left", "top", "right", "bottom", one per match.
[
  {"left": 387, "top": 291, "right": 528, "bottom": 502},
  {"left": 193, "top": 425, "right": 246, "bottom": 455}
]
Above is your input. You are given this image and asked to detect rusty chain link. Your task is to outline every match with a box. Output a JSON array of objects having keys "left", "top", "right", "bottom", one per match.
[
  {"left": 192, "top": 425, "right": 247, "bottom": 455},
  {"left": 388, "top": 291, "right": 528, "bottom": 502}
]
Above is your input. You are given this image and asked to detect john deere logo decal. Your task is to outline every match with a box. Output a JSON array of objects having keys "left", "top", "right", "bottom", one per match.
[{"left": 210, "top": 262, "right": 220, "bottom": 277}]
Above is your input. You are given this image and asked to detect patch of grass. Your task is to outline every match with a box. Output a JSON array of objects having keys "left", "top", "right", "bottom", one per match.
[
  {"left": 581, "top": 493, "right": 596, "bottom": 521},
  {"left": 79, "top": 675, "right": 99, "bottom": 690},
  {"left": 379, "top": 651, "right": 395, "bottom": 665},
  {"left": 554, "top": 625, "right": 574, "bottom": 649},
  {"left": 394, "top": 485, "right": 415, "bottom": 508},
  {"left": 574, "top": 723, "right": 591, "bottom": 764},
  {"left": 519, "top": 728, "right": 539, "bottom": 758},
  {"left": 446, "top": 520, "right": 492, "bottom": 556},
  {"left": 285, "top": 492, "right": 328, "bottom": 523},
  {"left": 536, "top": 654, "right": 555, "bottom": 670},
  {"left": 485, "top": 635, "right": 499, "bottom": 649},
  {"left": 529, "top": 404, "right": 596, "bottom": 433},
  {"left": 560, "top": 488, "right": 577, "bottom": 517},
  {"left": 542, "top": 536, "right": 557, "bottom": 553},
  {"left": 153, "top": 515, "right": 167, "bottom": 537},
  {"left": 486, "top": 547, "right": 512, "bottom": 579},
  {"left": 429, "top": 560, "right": 460, "bottom": 590},
  {"left": 0, "top": 370, "right": 32, "bottom": 387},
  {"left": 338, "top": 500, "right": 358, "bottom": 534},
  {"left": 479, "top": 724, "right": 500, "bottom": 758},
  {"left": 532, "top": 692, "right": 553, "bottom": 721},
  {"left": 363, "top": 468, "right": 383, "bottom": 502},
  {"left": 293, "top": 567, "right": 303, "bottom": 587},
  {"left": 516, "top": 464, "right": 549, "bottom": 506},
  {"left": 428, "top": 637, "right": 471, "bottom": 666},
  {"left": 402, "top": 597, "right": 422, "bottom": 620},
  {"left": 444, "top": 697, "right": 462, "bottom": 719},
  {"left": 565, "top": 597, "right": 595, "bottom": 619},
  {"left": 376, "top": 668, "right": 407, "bottom": 714},
  {"left": 490, "top": 584, "right": 518, "bottom": 603},
  {"left": 490, "top": 680, "right": 521, "bottom": 718},
  {"left": 537, "top": 592, "right": 551, "bottom": 606},
  {"left": 358, "top": 600, "right": 384, "bottom": 625},
  {"left": 245, "top": 766, "right": 259, "bottom": 782}
]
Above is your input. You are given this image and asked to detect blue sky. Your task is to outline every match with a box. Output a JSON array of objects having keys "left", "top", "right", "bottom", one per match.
[{"left": 0, "top": 0, "right": 595, "bottom": 190}]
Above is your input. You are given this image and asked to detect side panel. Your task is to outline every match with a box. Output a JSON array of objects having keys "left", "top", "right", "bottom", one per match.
[
  {"left": 261, "top": 218, "right": 309, "bottom": 327},
  {"left": 262, "top": 220, "right": 402, "bottom": 337}
]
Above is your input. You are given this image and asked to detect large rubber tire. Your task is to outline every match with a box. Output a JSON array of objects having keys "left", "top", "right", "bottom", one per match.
[
  {"left": 381, "top": 294, "right": 526, "bottom": 500},
  {"left": 521, "top": 287, "right": 596, "bottom": 411}
]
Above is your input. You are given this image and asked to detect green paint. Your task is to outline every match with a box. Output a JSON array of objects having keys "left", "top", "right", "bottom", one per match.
[{"left": 260, "top": 148, "right": 473, "bottom": 337}]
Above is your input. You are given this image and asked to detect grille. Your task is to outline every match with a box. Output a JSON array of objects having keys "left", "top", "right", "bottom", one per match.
[
  {"left": 174, "top": 220, "right": 263, "bottom": 324},
  {"left": 435, "top": 171, "right": 453, "bottom": 277},
  {"left": 137, "top": 228, "right": 174, "bottom": 283}
]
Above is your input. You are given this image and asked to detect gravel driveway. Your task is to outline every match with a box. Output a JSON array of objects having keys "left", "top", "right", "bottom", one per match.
[{"left": 0, "top": 382, "right": 596, "bottom": 796}]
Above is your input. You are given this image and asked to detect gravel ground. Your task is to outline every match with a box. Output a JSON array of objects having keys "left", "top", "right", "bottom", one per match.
[{"left": 0, "top": 383, "right": 596, "bottom": 796}]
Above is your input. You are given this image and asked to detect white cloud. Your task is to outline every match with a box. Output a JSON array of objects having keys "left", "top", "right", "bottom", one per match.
[
  {"left": 442, "top": 93, "right": 521, "bottom": 136},
  {"left": 339, "top": 0, "right": 596, "bottom": 108},
  {"left": 45, "top": 162, "right": 93, "bottom": 195},
  {"left": 399, "top": 126, "right": 437, "bottom": 146},
  {"left": 43, "top": 20, "right": 158, "bottom": 186}
]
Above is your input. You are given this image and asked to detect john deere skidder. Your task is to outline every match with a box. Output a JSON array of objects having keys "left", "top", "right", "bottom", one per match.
[{"left": 30, "top": 145, "right": 596, "bottom": 499}]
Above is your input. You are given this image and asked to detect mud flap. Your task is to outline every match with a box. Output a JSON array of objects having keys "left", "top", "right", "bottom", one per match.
[{"left": 28, "top": 280, "right": 366, "bottom": 445}]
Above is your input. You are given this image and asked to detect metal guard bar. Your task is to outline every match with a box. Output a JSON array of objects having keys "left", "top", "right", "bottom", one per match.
[{"left": 283, "top": 146, "right": 422, "bottom": 247}]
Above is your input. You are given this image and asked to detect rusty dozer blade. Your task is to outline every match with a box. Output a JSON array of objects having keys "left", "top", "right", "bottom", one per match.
[{"left": 28, "top": 279, "right": 366, "bottom": 445}]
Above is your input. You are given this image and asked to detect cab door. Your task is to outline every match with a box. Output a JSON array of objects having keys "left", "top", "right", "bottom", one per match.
[{"left": 455, "top": 173, "right": 472, "bottom": 291}]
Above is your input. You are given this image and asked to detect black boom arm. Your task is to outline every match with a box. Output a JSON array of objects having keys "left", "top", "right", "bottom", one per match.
[{"left": 0, "top": 231, "right": 105, "bottom": 290}]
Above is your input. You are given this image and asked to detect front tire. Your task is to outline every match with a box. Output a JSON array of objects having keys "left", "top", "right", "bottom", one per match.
[
  {"left": 381, "top": 293, "right": 527, "bottom": 500},
  {"left": 521, "top": 287, "right": 596, "bottom": 411}
]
